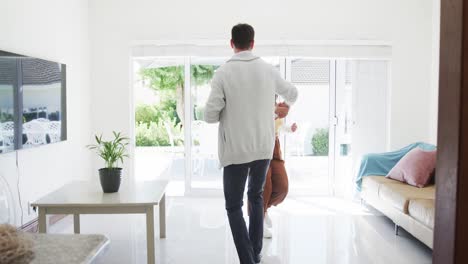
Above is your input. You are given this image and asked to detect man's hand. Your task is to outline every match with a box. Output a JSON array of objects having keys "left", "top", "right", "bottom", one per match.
[
  {"left": 291, "top": 123, "right": 297, "bottom": 132},
  {"left": 275, "top": 105, "right": 289, "bottom": 119}
]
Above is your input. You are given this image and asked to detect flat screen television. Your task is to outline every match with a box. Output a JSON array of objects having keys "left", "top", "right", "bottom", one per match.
[{"left": 0, "top": 50, "right": 67, "bottom": 154}]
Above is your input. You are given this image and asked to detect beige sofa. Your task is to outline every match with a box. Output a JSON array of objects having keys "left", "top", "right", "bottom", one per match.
[{"left": 361, "top": 176, "right": 435, "bottom": 248}]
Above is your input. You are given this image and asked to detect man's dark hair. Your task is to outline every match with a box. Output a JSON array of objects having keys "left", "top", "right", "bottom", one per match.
[{"left": 231, "top": 23, "right": 255, "bottom": 50}]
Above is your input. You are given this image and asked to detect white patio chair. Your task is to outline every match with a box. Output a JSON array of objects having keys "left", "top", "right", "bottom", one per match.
[
  {"left": 191, "top": 120, "right": 205, "bottom": 176},
  {"left": 288, "top": 122, "right": 310, "bottom": 156},
  {"left": 192, "top": 121, "right": 219, "bottom": 177},
  {"left": 0, "top": 121, "right": 15, "bottom": 151},
  {"left": 23, "top": 120, "right": 48, "bottom": 146},
  {"left": 0, "top": 134, "right": 4, "bottom": 153},
  {"left": 163, "top": 120, "right": 185, "bottom": 178},
  {"left": 47, "top": 121, "right": 61, "bottom": 143},
  {"left": 163, "top": 121, "right": 184, "bottom": 151},
  {"left": 198, "top": 122, "right": 218, "bottom": 159},
  {"left": 191, "top": 120, "right": 204, "bottom": 148},
  {"left": 36, "top": 118, "right": 50, "bottom": 123}
]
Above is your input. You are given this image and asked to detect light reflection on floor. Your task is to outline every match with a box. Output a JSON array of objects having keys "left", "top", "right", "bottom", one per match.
[{"left": 49, "top": 196, "right": 432, "bottom": 264}]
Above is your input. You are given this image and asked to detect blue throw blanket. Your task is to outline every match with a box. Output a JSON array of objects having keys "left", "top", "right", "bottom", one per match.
[{"left": 355, "top": 142, "right": 436, "bottom": 192}]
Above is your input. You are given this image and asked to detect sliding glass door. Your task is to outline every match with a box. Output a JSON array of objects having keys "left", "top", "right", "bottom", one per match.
[
  {"left": 332, "top": 60, "right": 389, "bottom": 197},
  {"left": 133, "top": 56, "right": 389, "bottom": 197}
]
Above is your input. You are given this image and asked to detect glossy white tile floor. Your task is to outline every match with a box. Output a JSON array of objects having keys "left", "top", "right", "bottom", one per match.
[{"left": 50, "top": 196, "right": 432, "bottom": 264}]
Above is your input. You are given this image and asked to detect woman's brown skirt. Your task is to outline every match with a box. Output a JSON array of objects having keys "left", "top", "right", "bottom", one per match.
[{"left": 263, "top": 137, "right": 289, "bottom": 213}]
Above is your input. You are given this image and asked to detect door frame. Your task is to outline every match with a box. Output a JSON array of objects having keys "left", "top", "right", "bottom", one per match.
[
  {"left": 329, "top": 59, "right": 337, "bottom": 196},
  {"left": 130, "top": 52, "right": 390, "bottom": 197},
  {"left": 183, "top": 57, "right": 193, "bottom": 195},
  {"left": 433, "top": 0, "right": 468, "bottom": 262}
]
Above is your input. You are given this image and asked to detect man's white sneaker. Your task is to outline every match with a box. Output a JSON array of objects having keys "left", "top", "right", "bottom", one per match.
[
  {"left": 263, "top": 226, "right": 273, "bottom": 239},
  {"left": 265, "top": 212, "right": 272, "bottom": 228}
]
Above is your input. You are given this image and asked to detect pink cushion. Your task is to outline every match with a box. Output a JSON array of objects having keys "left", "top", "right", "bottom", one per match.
[{"left": 386, "top": 148, "right": 437, "bottom": 187}]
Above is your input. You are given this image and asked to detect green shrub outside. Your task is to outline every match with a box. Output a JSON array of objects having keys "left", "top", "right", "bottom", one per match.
[
  {"left": 135, "top": 121, "right": 169, "bottom": 146},
  {"left": 0, "top": 111, "right": 14, "bottom": 123},
  {"left": 135, "top": 100, "right": 179, "bottom": 125},
  {"left": 135, "top": 118, "right": 183, "bottom": 147},
  {"left": 311, "top": 128, "right": 329, "bottom": 156},
  {"left": 135, "top": 64, "right": 215, "bottom": 147},
  {"left": 135, "top": 102, "right": 183, "bottom": 147}
]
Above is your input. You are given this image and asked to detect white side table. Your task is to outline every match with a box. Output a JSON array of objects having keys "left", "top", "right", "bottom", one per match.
[{"left": 31, "top": 181, "right": 168, "bottom": 264}]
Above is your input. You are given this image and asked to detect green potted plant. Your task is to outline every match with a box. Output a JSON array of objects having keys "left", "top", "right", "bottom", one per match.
[{"left": 87, "top": 131, "right": 129, "bottom": 193}]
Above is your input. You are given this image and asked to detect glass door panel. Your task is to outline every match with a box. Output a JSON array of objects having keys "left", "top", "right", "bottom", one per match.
[
  {"left": 133, "top": 57, "right": 186, "bottom": 194},
  {"left": 333, "top": 60, "right": 389, "bottom": 197},
  {"left": 190, "top": 57, "right": 227, "bottom": 191},
  {"left": 283, "top": 58, "right": 331, "bottom": 196}
]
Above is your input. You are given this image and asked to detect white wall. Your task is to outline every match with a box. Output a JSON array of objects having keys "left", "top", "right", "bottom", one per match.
[
  {"left": 0, "top": 0, "right": 91, "bottom": 226},
  {"left": 429, "top": 0, "right": 441, "bottom": 144},
  {"left": 89, "top": 0, "right": 437, "bottom": 175}
]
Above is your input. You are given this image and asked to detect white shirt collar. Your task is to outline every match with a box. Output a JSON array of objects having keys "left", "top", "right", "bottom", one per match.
[{"left": 228, "top": 50, "right": 259, "bottom": 62}]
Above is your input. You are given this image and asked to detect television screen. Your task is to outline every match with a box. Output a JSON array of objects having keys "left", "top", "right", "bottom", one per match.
[{"left": 0, "top": 50, "right": 66, "bottom": 154}]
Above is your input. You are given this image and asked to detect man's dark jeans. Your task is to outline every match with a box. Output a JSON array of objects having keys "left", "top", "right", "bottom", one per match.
[{"left": 223, "top": 159, "right": 270, "bottom": 264}]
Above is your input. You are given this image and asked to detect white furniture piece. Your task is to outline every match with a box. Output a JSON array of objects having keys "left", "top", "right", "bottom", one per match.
[
  {"left": 47, "top": 121, "right": 62, "bottom": 143},
  {"left": 0, "top": 121, "right": 15, "bottom": 151},
  {"left": 287, "top": 122, "right": 310, "bottom": 156},
  {"left": 0, "top": 135, "right": 4, "bottom": 153},
  {"left": 23, "top": 120, "right": 48, "bottom": 146},
  {"left": 191, "top": 120, "right": 219, "bottom": 177},
  {"left": 361, "top": 176, "right": 435, "bottom": 248},
  {"left": 31, "top": 180, "right": 168, "bottom": 264},
  {"left": 29, "top": 233, "right": 109, "bottom": 264}
]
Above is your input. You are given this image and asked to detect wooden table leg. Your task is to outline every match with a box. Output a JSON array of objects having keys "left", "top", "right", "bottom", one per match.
[
  {"left": 146, "top": 205, "right": 155, "bottom": 264},
  {"left": 73, "top": 214, "right": 80, "bottom": 234},
  {"left": 159, "top": 193, "right": 166, "bottom": 239},
  {"left": 38, "top": 207, "right": 47, "bottom": 233}
]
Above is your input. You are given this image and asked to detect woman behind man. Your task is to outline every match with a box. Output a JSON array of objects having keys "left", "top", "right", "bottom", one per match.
[{"left": 263, "top": 101, "right": 297, "bottom": 238}]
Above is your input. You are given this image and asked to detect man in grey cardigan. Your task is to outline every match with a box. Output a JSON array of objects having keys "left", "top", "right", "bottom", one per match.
[{"left": 204, "top": 23, "right": 298, "bottom": 264}]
